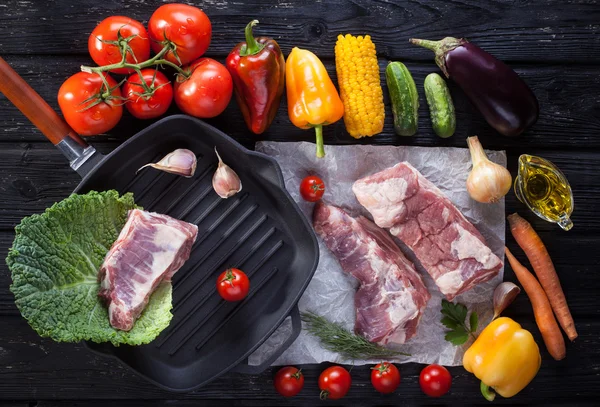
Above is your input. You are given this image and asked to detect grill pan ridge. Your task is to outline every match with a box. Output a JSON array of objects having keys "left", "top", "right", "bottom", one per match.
[{"left": 78, "top": 115, "right": 319, "bottom": 392}]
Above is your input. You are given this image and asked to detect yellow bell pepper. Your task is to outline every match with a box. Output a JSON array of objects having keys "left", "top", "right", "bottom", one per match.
[
  {"left": 286, "top": 47, "right": 344, "bottom": 158},
  {"left": 463, "top": 317, "right": 541, "bottom": 401}
]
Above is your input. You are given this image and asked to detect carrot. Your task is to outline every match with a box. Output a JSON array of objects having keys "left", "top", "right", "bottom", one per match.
[
  {"left": 505, "top": 247, "right": 566, "bottom": 360},
  {"left": 507, "top": 213, "right": 577, "bottom": 341}
]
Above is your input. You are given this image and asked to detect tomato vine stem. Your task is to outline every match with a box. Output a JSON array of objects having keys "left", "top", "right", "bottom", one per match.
[{"left": 80, "top": 43, "right": 189, "bottom": 78}]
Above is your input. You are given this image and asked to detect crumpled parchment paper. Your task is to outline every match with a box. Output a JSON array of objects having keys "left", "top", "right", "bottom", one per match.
[{"left": 248, "top": 142, "right": 506, "bottom": 367}]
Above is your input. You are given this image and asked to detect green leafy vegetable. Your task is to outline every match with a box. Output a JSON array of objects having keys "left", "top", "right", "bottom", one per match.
[
  {"left": 7, "top": 190, "right": 173, "bottom": 346},
  {"left": 301, "top": 312, "right": 410, "bottom": 360},
  {"left": 444, "top": 327, "right": 468, "bottom": 345},
  {"left": 469, "top": 310, "right": 479, "bottom": 333},
  {"left": 441, "top": 299, "right": 478, "bottom": 346}
]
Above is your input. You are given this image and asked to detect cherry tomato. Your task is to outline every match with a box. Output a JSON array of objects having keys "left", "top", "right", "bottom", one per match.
[
  {"left": 216, "top": 268, "right": 250, "bottom": 302},
  {"left": 371, "top": 362, "right": 401, "bottom": 394},
  {"left": 88, "top": 16, "right": 150, "bottom": 74},
  {"left": 318, "top": 366, "right": 351, "bottom": 400},
  {"left": 274, "top": 366, "right": 304, "bottom": 397},
  {"left": 174, "top": 58, "right": 233, "bottom": 118},
  {"left": 148, "top": 3, "right": 212, "bottom": 66},
  {"left": 57, "top": 72, "right": 123, "bottom": 136},
  {"left": 299, "top": 175, "right": 325, "bottom": 202},
  {"left": 122, "top": 69, "right": 173, "bottom": 120},
  {"left": 419, "top": 364, "right": 452, "bottom": 397}
]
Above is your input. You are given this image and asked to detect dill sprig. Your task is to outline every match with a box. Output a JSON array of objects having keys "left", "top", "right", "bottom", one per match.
[{"left": 301, "top": 312, "right": 410, "bottom": 360}]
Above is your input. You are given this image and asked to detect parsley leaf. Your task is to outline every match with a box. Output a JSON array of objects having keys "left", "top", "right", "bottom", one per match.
[
  {"left": 470, "top": 311, "right": 479, "bottom": 333},
  {"left": 445, "top": 327, "right": 469, "bottom": 345},
  {"left": 441, "top": 300, "right": 467, "bottom": 323},
  {"left": 440, "top": 299, "right": 478, "bottom": 346},
  {"left": 440, "top": 316, "right": 460, "bottom": 330}
]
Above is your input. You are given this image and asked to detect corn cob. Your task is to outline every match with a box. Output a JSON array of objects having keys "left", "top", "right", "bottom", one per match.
[{"left": 334, "top": 34, "right": 385, "bottom": 138}]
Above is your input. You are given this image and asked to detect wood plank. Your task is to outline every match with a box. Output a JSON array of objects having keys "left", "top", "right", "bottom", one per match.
[
  {"left": 0, "top": 1, "right": 598, "bottom": 404},
  {"left": 0, "top": 0, "right": 598, "bottom": 63},
  {"left": 1, "top": 55, "right": 599, "bottom": 150},
  {"left": 0, "top": 315, "right": 598, "bottom": 403},
  {"left": 0, "top": 143, "right": 84, "bottom": 231},
  {"left": 30, "top": 402, "right": 597, "bottom": 407},
  {"left": 0, "top": 142, "right": 596, "bottom": 232}
]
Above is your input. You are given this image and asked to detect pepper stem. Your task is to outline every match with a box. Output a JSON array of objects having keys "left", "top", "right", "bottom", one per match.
[
  {"left": 480, "top": 381, "right": 496, "bottom": 402},
  {"left": 241, "top": 20, "right": 264, "bottom": 56},
  {"left": 314, "top": 125, "right": 325, "bottom": 158},
  {"left": 409, "top": 37, "right": 464, "bottom": 78}
]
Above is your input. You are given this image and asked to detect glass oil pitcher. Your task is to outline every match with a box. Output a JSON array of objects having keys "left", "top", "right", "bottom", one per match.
[{"left": 514, "top": 155, "right": 574, "bottom": 231}]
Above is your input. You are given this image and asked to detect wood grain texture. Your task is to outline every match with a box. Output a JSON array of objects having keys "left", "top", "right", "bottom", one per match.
[
  {"left": 0, "top": 56, "right": 599, "bottom": 150},
  {"left": 0, "top": 57, "right": 82, "bottom": 146},
  {"left": 30, "top": 402, "right": 600, "bottom": 407},
  {"left": 0, "top": 314, "right": 598, "bottom": 405},
  {"left": 0, "top": 0, "right": 599, "bottom": 63},
  {"left": 1, "top": 0, "right": 600, "bottom": 405}
]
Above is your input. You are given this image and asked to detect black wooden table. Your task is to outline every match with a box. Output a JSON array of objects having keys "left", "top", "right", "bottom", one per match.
[{"left": 1, "top": 1, "right": 599, "bottom": 405}]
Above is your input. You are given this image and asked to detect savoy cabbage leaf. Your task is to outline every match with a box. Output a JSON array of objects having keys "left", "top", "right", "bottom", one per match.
[{"left": 6, "top": 190, "right": 173, "bottom": 345}]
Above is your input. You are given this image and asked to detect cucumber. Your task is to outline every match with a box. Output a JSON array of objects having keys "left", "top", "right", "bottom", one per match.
[
  {"left": 424, "top": 73, "right": 456, "bottom": 138},
  {"left": 385, "top": 62, "right": 419, "bottom": 136}
]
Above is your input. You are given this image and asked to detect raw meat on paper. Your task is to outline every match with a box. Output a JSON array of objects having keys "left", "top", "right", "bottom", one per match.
[
  {"left": 313, "top": 201, "right": 431, "bottom": 345},
  {"left": 353, "top": 162, "right": 502, "bottom": 300},
  {"left": 99, "top": 209, "right": 198, "bottom": 331}
]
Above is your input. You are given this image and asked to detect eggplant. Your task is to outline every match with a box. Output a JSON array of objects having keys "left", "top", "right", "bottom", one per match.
[{"left": 410, "top": 37, "right": 539, "bottom": 137}]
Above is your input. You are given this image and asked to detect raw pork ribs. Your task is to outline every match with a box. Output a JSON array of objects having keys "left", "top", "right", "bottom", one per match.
[
  {"left": 99, "top": 209, "right": 198, "bottom": 331},
  {"left": 353, "top": 162, "right": 502, "bottom": 300},
  {"left": 313, "top": 202, "right": 430, "bottom": 345}
]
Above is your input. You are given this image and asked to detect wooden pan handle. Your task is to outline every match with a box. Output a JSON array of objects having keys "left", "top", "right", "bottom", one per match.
[{"left": 0, "top": 56, "right": 87, "bottom": 147}]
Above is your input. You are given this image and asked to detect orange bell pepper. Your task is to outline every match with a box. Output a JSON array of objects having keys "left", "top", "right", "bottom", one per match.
[{"left": 286, "top": 47, "right": 344, "bottom": 158}]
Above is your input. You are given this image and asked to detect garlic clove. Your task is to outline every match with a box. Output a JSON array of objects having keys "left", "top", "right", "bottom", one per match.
[
  {"left": 137, "top": 149, "right": 197, "bottom": 178},
  {"left": 466, "top": 136, "right": 512, "bottom": 203},
  {"left": 493, "top": 281, "right": 521, "bottom": 319},
  {"left": 212, "top": 147, "right": 242, "bottom": 199}
]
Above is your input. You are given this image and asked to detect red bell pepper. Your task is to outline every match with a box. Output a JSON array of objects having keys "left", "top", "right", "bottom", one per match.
[{"left": 226, "top": 20, "right": 285, "bottom": 134}]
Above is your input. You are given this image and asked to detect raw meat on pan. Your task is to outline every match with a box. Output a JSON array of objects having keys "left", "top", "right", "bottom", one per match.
[
  {"left": 313, "top": 201, "right": 430, "bottom": 345},
  {"left": 99, "top": 209, "right": 198, "bottom": 331},
  {"left": 353, "top": 162, "right": 502, "bottom": 300}
]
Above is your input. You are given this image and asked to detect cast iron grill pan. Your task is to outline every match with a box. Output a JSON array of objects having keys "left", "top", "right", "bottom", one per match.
[
  {"left": 82, "top": 116, "right": 318, "bottom": 391},
  {"left": 0, "top": 58, "right": 319, "bottom": 392}
]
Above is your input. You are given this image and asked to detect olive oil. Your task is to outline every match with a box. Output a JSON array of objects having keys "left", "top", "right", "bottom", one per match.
[{"left": 514, "top": 155, "right": 574, "bottom": 230}]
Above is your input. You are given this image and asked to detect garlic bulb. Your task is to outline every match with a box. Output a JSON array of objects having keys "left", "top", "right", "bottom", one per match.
[
  {"left": 137, "top": 149, "right": 197, "bottom": 177},
  {"left": 466, "top": 136, "right": 512, "bottom": 203},
  {"left": 212, "top": 148, "right": 242, "bottom": 198}
]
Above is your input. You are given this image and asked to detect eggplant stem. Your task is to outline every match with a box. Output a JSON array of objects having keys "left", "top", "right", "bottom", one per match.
[
  {"left": 409, "top": 37, "right": 464, "bottom": 78},
  {"left": 409, "top": 38, "right": 440, "bottom": 51}
]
